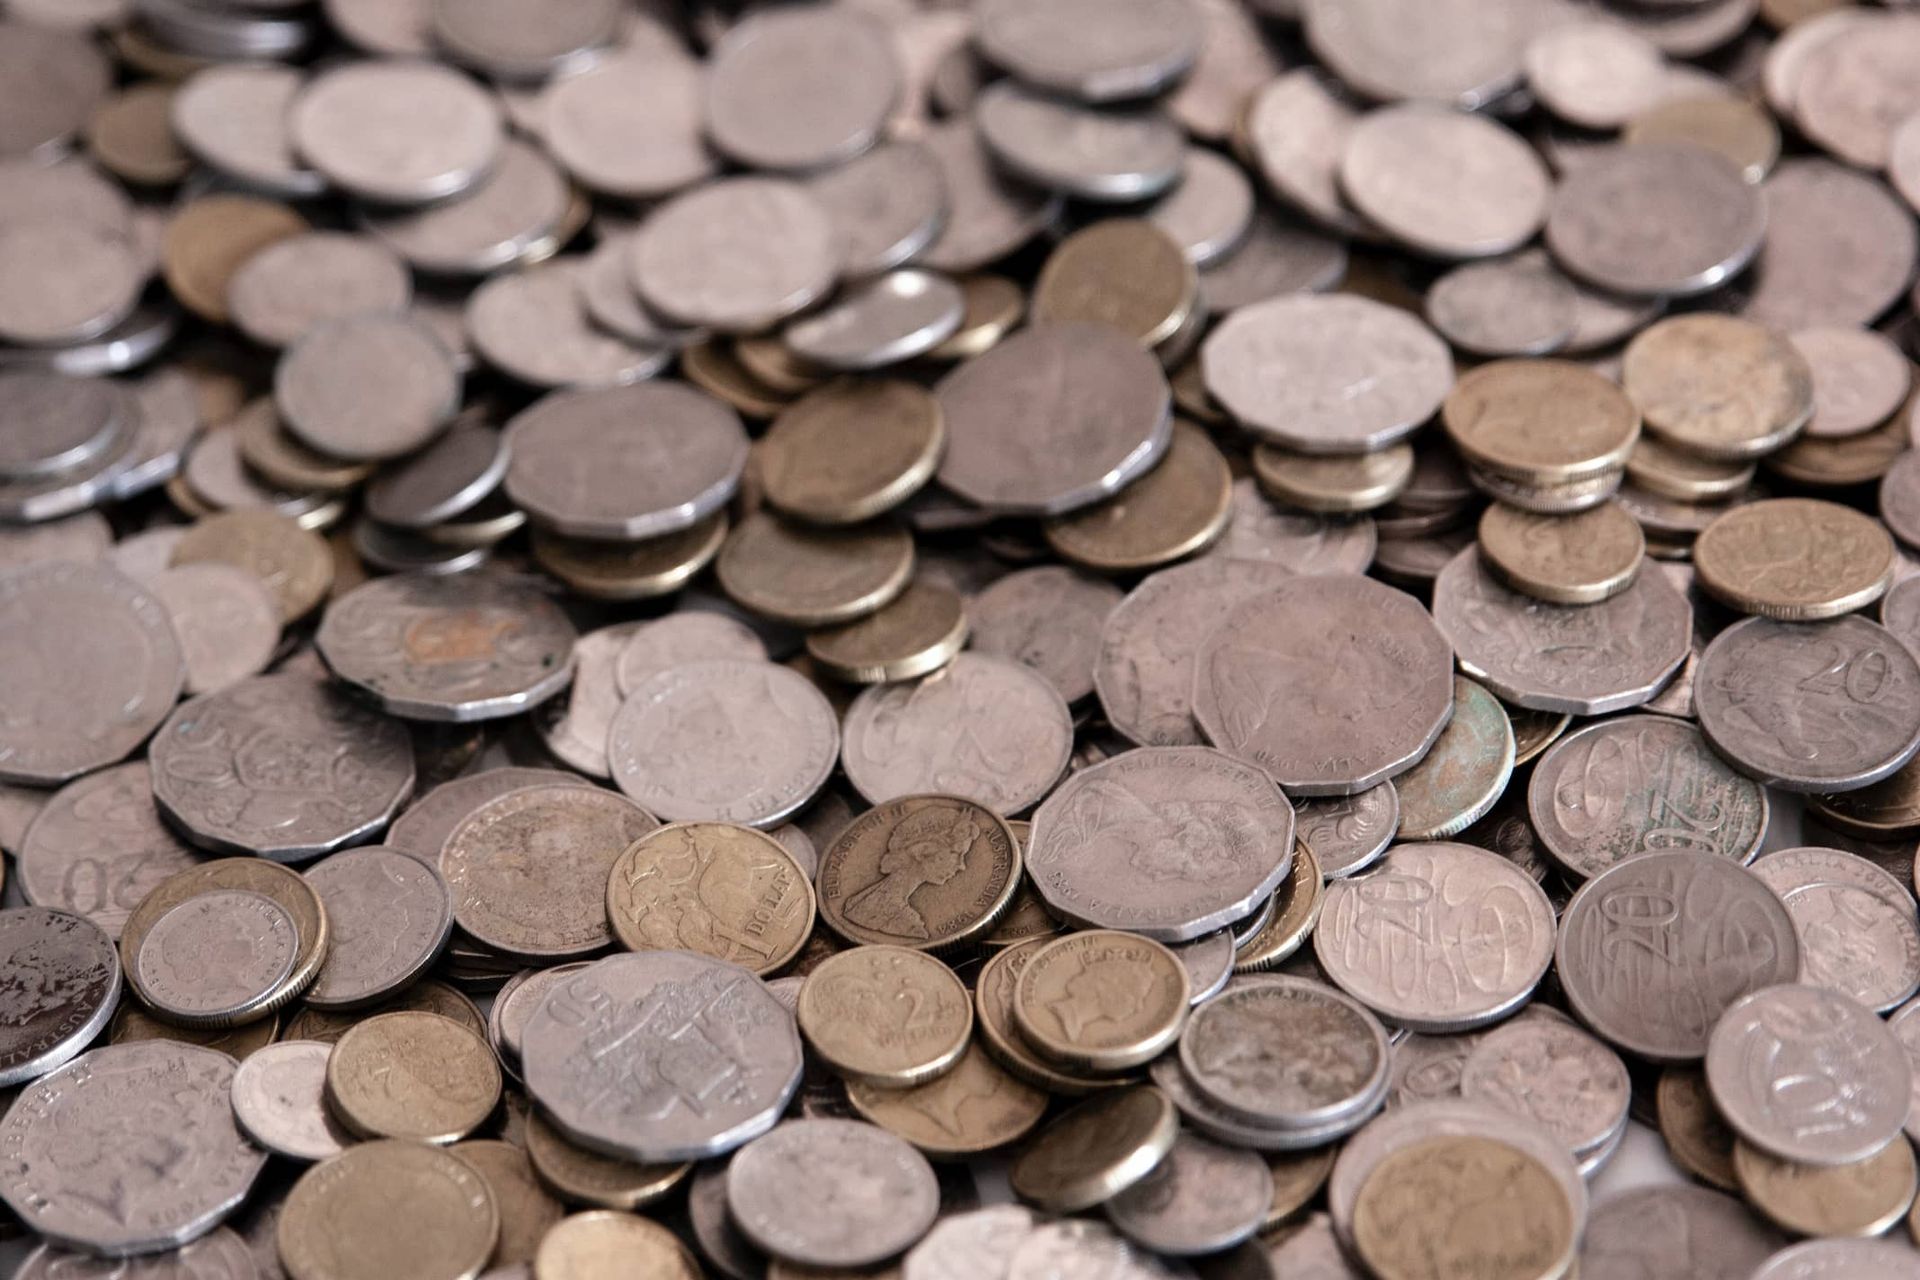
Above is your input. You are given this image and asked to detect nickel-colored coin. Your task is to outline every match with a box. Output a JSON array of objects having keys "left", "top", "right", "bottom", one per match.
[
  {"left": 816, "top": 794, "right": 1021, "bottom": 951},
  {"left": 14, "top": 1228, "right": 259, "bottom": 1279},
  {"left": 15, "top": 761, "right": 200, "bottom": 941},
  {"left": 1294, "top": 785, "right": 1399, "bottom": 879},
  {"left": 1733, "top": 1136, "right": 1919, "bottom": 1239},
  {"left": 1103, "top": 1130, "right": 1269, "bottom": 1256},
  {"left": 1391, "top": 675, "right": 1515, "bottom": 841},
  {"left": 968, "top": 565, "right": 1121, "bottom": 706},
  {"left": 1008, "top": 1087, "right": 1178, "bottom": 1214},
  {"left": 326, "top": 1010, "right": 501, "bottom": 1144},
  {"left": 301, "top": 846, "right": 453, "bottom": 1010},
  {"left": 1458, "top": 1018, "right": 1629, "bottom": 1160},
  {"left": 1180, "top": 975, "right": 1390, "bottom": 1132},
  {"left": 973, "top": 0, "right": 1198, "bottom": 102},
  {"left": 128, "top": 888, "right": 299, "bottom": 1027},
  {"left": 230, "top": 1040, "right": 352, "bottom": 1162},
  {"left": 0, "top": 907, "right": 121, "bottom": 1088},
  {"left": 1753, "top": 846, "right": 1920, "bottom": 1014},
  {"left": 1693, "top": 497, "right": 1894, "bottom": 620},
  {"left": 631, "top": 177, "right": 838, "bottom": 333},
  {"left": 606, "top": 821, "right": 815, "bottom": 975},
  {"left": 277, "top": 1139, "right": 498, "bottom": 1280},
  {"left": 1546, "top": 143, "right": 1764, "bottom": 297},
  {"left": 1351, "top": 1134, "right": 1575, "bottom": 1280},
  {"left": 289, "top": 59, "right": 502, "bottom": 205},
  {"left": 612, "top": 612, "right": 769, "bottom": 698},
  {"left": 1752, "top": 1241, "right": 1920, "bottom": 1280},
  {"left": 283, "top": 979, "right": 485, "bottom": 1048},
  {"left": 726, "top": 1119, "right": 939, "bottom": 1270},
  {"left": 1741, "top": 156, "right": 1916, "bottom": 331},
  {"left": 1012, "top": 930, "right": 1188, "bottom": 1073},
  {"left": 146, "top": 562, "right": 282, "bottom": 695},
  {"left": 1340, "top": 104, "right": 1548, "bottom": 261},
  {"left": 1424, "top": 252, "right": 1578, "bottom": 359},
  {"left": 385, "top": 767, "right": 592, "bottom": 866},
  {"left": 1219, "top": 484, "right": 1382, "bottom": 576},
  {"left": 1477, "top": 502, "right": 1646, "bottom": 605},
  {"left": 226, "top": 230, "right": 411, "bottom": 351},
  {"left": 274, "top": 314, "right": 459, "bottom": 463},
  {"left": 903, "top": 1205, "right": 1037, "bottom": 1280},
  {"left": 798, "top": 945, "right": 971, "bottom": 1086}
]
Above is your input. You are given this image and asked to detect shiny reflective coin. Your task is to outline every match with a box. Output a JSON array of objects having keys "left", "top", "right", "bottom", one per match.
[
  {"left": 1012, "top": 930, "right": 1187, "bottom": 1072},
  {"left": 1391, "top": 676, "right": 1514, "bottom": 840},
  {"left": 903, "top": 1205, "right": 1037, "bottom": 1280},
  {"left": 1546, "top": 144, "right": 1763, "bottom": 297},
  {"left": 726, "top": 1119, "right": 937, "bottom": 1270},
  {"left": 1459, "top": 1017, "right": 1629, "bottom": 1160},
  {"left": 362, "top": 137, "right": 574, "bottom": 277},
  {"left": 533, "top": 1209, "right": 697, "bottom": 1280},
  {"left": 807, "top": 580, "right": 968, "bottom": 685},
  {"left": 1733, "top": 1136, "right": 1918, "bottom": 1239},
  {"left": 1044, "top": 420, "right": 1232, "bottom": 572},
  {"left": 289, "top": 59, "right": 502, "bottom": 205},
  {"left": 1252, "top": 442, "right": 1414, "bottom": 515},
  {"left": 302, "top": 846, "right": 453, "bottom": 1010},
  {"left": 631, "top": 178, "right": 838, "bottom": 334},
  {"left": 230, "top": 1040, "right": 351, "bottom": 1162},
  {"left": 1628, "top": 93, "right": 1781, "bottom": 186},
  {"left": 1009, "top": 1087, "right": 1178, "bottom": 1213},
  {"left": 1443, "top": 359, "right": 1639, "bottom": 485},
  {"left": 799, "top": 945, "right": 969, "bottom": 1086},
  {"left": 0, "top": 907, "right": 120, "bottom": 1088},
  {"left": 1624, "top": 314, "right": 1815, "bottom": 462},
  {"left": 804, "top": 140, "right": 949, "bottom": 279},
  {"left": 705, "top": 6, "right": 898, "bottom": 172},
  {"left": 1477, "top": 502, "right": 1645, "bottom": 605},
  {"left": 1180, "top": 975, "right": 1390, "bottom": 1132},
  {"left": 129, "top": 888, "right": 298, "bottom": 1026},
  {"left": 327, "top": 1009, "right": 500, "bottom": 1144},
  {"left": 1215, "top": 479, "right": 1379, "bottom": 573},
  {"left": 1694, "top": 498, "right": 1893, "bottom": 619},
  {"left": 974, "top": 0, "right": 1199, "bottom": 102},
  {"left": 916, "top": 119, "right": 1061, "bottom": 275},
  {"left": 1351, "top": 1134, "right": 1574, "bottom": 1280},
  {"left": 817, "top": 793, "right": 1021, "bottom": 951},
  {"left": 974, "top": 83, "right": 1184, "bottom": 203},
  {"left": 226, "top": 231, "right": 410, "bottom": 352},
  {"left": 1341, "top": 105, "right": 1548, "bottom": 260},
  {"left": 16, "top": 762, "right": 200, "bottom": 941},
  {"left": 1103, "top": 1130, "right": 1269, "bottom": 1256},
  {"left": 277, "top": 1139, "right": 498, "bottom": 1280},
  {"left": 783, "top": 270, "right": 964, "bottom": 372},
  {"left": 607, "top": 821, "right": 814, "bottom": 974},
  {"left": 969, "top": 565, "right": 1122, "bottom": 706}
]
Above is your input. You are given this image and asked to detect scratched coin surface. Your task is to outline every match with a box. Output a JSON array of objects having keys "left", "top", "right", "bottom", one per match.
[
  {"left": 1695, "top": 498, "right": 1894, "bottom": 621},
  {"left": 229, "top": 1039, "right": 351, "bottom": 1162},
  {"left": 1389, "top": 675, "right": 1514, "bottom": 841},
  {"left": 0, "top": 907, "right": 121, "bottom": 1089},
  {"left": 1351, "top": 1134, "right": 1574, "bottom": 1280},
  {"left": 15, "top": 762, "right": 200, "bottom": 940},
  {"left": 1751, "top": 846, "right": 1920, "bottom": 1014},
  {"left": 1103, "top": 1130, "right": 1271, "bottom": 1257},
  {"left": 726, "top": 1118, "right": 939, "bottom": 1270},
  {"left": 797, "top": 946, "right": 971, "bottom": 1086},
  {"left": 816, "top": 794, "right": 1021, "bottom": 951},
  {"left": 1026, "top": 747, "right": 1295, "bottom": 942},
  {"left": 606, "top": 821, "right": 815, "bottom": 975},
  {"left": 1315, "top": 842, "right": 1555, "bottom": 1032},
  {"left": 1180, "top": 975, "right": 1390, "bottom": 1132},
  {"left": 846, "top": 1043, "right": 1049, "bottom": 1159},
  {"left": 1459, "top": 1017, "right": 1630, "bottom": 1159},
  {"left": 1557, "top": 852, "right": 1800, "bottom": 1063},
  {"left": 301, "top": 845, "right": 454, "bottom": 1010}
]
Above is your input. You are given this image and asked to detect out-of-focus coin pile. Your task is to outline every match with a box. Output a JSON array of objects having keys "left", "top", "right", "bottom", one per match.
[{"left": 11, "top": 0, "right": 1920, "bottom": 1278}]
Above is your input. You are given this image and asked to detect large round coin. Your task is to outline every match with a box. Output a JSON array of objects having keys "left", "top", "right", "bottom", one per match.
[
  {"left": 149, "top": 673, "right": 414, "bottom": 860},
  {"left": 301, "top": 845, "right": 454, "bottom": 1010},
  {"left": 0, "top": 562, "right": 184, "bottom": 785},
  {"left": 726, "top": 1119, "right": 940, "bottom": 1269},
  {"left": 1557, "top": 851, "right": 1799, "bottom": 1062},
  {"left": 520, "top": 951, "right": 802, "bottom": 1163},
  {"left": 1179, "top": 975, "right": 1390, "bottom": 1132},
  {"left": 1316, "top": 843, "right": 1555, "bottom": 1032},
  {"left": 0, "top": 907, "right": 120, "bottom": 1087},
  {"left": 15, "top": 762, "right": 200, "bottom": 940},
  {"left": 817, "top": 794, "right": 1022, "bottom": 951},
  {"left": 1193, "top": 574, "right": 1454, "bottom": 796},
  {"left": 1026, "top": 747, "right": 1294, "bottom": 942},
  {"left": 1581, "top": 1184, "right": 1783, "bottom": 1280}
]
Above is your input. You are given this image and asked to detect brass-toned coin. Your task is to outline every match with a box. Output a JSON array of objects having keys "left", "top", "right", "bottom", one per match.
[
  {"left": 87, "top": 83, "right": 191, "bottom": 187},
  {"left": 534, "top": 1210, "right": 700, "bottom": 1280},
  {"left": 1252, "top": 441, "right": 1415, "bottom": 514},
  {"left": 1265, "top": 1147, "right": 1338, "bottom": 1230},
  {"left": 1622, "top": 314, "right": 1815, "bottom": 461},
  {"left": 109, "top": 1001, "right": 279, "bottom": 1059},
  {"left": 736, "top": 335, "right": 831, "bottom": 397},
  {"left": 1042, "top": 421, "right": 1232, "bottom": 572},
  {"left": 928, "top": 275, "right": 1025, "bottom": 361},
  {"left": 1656, "top": 1068, "right": 1739, "bottom": 1192},
  {"left": 976, "top": 938, "right": 1132, "bottom": 1096},
  {"left": 1694, "top": 497, "right": 1894, "bottom": 619},
  {"left": 1624, "top": 435, "right": 1756, "bottom": 503},
  {"left": 1477, "top": 501, "right": 1646, "bottom": 605},
  {"left": 1352, "top": 1135, "right": 1575, "bottom": 1280},
  {"left": 845, "top": 1042, "right": 1048, "bottom": 1158},
  {"left": 759, "top": 380, "right": 945, "bottom": 527},
  {"left": 1032, "top": 220, "right": 1198, "bottom": 349},
  {"left": 1171, "top": 356, "right": 1229, "bottom": 426},
  {"left": 1232, "top": 841, "right": 1323, "bottom": 974},
  {"left": 798, "top": 945, "right": 972, "bottom": 1086},
  {"left": 162, "top": 194, "right": 310, "bottom": 324},
  {"left": 233, "top": 398, "right": 375, "bottom": 494},
  {"left": 278, "top": 1139, "right": 499, "bottom": 1280},
  {"left": 524, "top": 1109, "right": 691, "bottom": 1211},
  {"left": 282, "top": 979, "right": 485, "bottom": 1045},
  {"left": 451, "top": 1140, "right": 563, "bottom": 1269},
  {"left": 325, "top": 1010, "right": 502, "bottom": 1144},
  {"left": 681, "top": 340, "right": 795, "bottom": 420},
  {"left": 529, "top": 513, "right": 727, "bottom": 602},
  {"left": 1624, "top": 95, "right": 1780, "bottom": 185},
  {"left": 1808, "top": 758, "right": 1920, "bottom": 840},
  {"left": 805, "top": 580, "right": 969, "bottom": 684},
  {"left": 717, "top": 512, "right": 915, "bottom": 627},
  {"left": 1442, "top": 360, "right": 1640, "bottom": 485},
  {"left": 1507, "top": 704, "right": 1573, "bottom": 767},
  {"left": 1011, "top": 930, "right": 1190, "bottom": 1073},
  {"left": 1734, "top": 1137, "right": 1918, "bottom": 1238},
  {"left": 1765, "top": 405, "right": 1909, "bottom": 487},
  {"left": 171, "top": 509, "right": 334, "bottom": 623},
  {"left": 986, "top": 829, "right": 1061, "bottom": 949},
  {"left": 817, "top": 794, "right": 1022, "bottom": 952},
  {"left": 606, "top": 821, "right": 815, "bottom": 975},
  {"left": 1008, "top": 1086, "right": 1179, "bottom": 1213}
]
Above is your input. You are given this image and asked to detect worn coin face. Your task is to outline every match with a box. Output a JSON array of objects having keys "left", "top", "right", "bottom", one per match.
[
  {"left": 631, "top": 177, "right": 838, "bottom": 333},
  {"left": 607, "top": 822, "right": 815, "bottom": 975},
  {"left": 726, "top": 1119, "right": 938, "bottom": 1270},
  {"left": 979, "top": 87, "right": 1184, "bottom": 205},
  {"left": 1352, "top": 1134, "right": 1574, "bottom": 1280},
  {"left": 1044, "top": 421, "right": 1232, "bottom": 572},
  {"left": 1477, "top": 502, "right": 1645, "bottom": 606},
  {"left": 1341, "top": 104, "right": 1548, "bottom": 261},
  {"left": 302, "top": 846, "right": 454, "bottom": 1010},
  {"left": 1217, "top": 479, "right": 1379, "bottom": 573},
  {"left": 1755, "top": 847, "right": 1920, "bottom": 1013},
  {"left": 798, "top": 946, "right": 970, "bottom": 1086},
  {"left": 230, "top": 1040, "right": 351, "bottom": 1162},
  {"left": 521, "top": 951, "right": 802, "bottom": 1163},
  {"left": 385, "top": 766, "right": 591, "bottom": 865},
  {"left": 16, "top": 762, "right": 201, "bottom": 941},
  {"left": 759, "top": 380, "right": 944, "bottom": 526},
  {"left": 1027, "top": 747, "right": 1294, "bottom": 942},
  {"left": 289, "top": 59, "right": 502, "bottom": 205},
  {"left": 327, "top": 1009, "right": 501, "bottom": 1145},
  {"left": 1012, "top": 930, "right": 1188, "bottom": 1073},
  {"left": 451, "top": 1139, "right": 562, "bottom": 1269},
  {"left": 524, "top": 1108, "right": 690, "bottom": 1214},
  {"left": 716, "top": 512, "right": 914, "bottom": 628},
  {"left": 533, "top": 1209, "right": 696, "bottom": 1280},
  {"left": 147, "top": 562, "right": 282, "bottom": 695},
  {"left": 846, "top": 1042, "right": 1048, "bottom": 1160},
  {"left": 130, "top": 887, "right": 298, "bottom": 1025},
  {"left": 1102, "top": 1130, "right": 1269, "bottom": 1257},
  {"left": 1624, "top": 314, "right": 1815, "bottom": 462},
  {"left": 275, "top": 314, "right": 459, "bottom": 463},
  {"left": 1459, "top": 1018, "right": 1629, "bottom": 1159},
  {"left": 1753, "top": 1240, "right": 1920, "bottom": 1280},
  {"left": 1009, "top": 1087, "right": 1179, "bottom": 1214},
  {"left": 969, "top": 566, "right": 1121, "bottom": 706},
  {"left": 611, "top": 612, "right": 768, "bottom": 698},
  {"left": 170, "top": 509, "right": 334, "bottom": 624},
  {"left": 0, "top": 907, "right": 121, "bottom": 1088},
  {"left": 1294, "top": 785, "right": 1399, "bottom": 879},
  {"left": 817, "top": 794, "right": 1021, "bottom": 951},
  {"left": 1180, "top": 976, "right": 1390, "bottom": 1132},
  {"left": 1546, "top": 143, "right": 1764, "bottom": 297},
  {"left": 1585, "top": 1183, "right": 1782, "bottom": 1280},
  {"left": 1695, "top": 498, "right": 1894, "bottom": 620},
  {"left": 277, "top": 1139, "right": 498, "bottom": 1280},
  {"left": 1391, "top": 676, "right": 1514, "bottom": 841},
  {"left": 1443, "top": 360, "right": 1639, "bottom": 485},
  {"left": 1558, "top": 852, "right": 1800, "bottom": 1062},
  {"left": 705, "top": 6, "right": 898, "bottom": 172}
]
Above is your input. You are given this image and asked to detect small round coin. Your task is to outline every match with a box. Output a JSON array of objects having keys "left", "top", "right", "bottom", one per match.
[
  {"left": 817, "top": 794, "right": 1022, "bottom": 951},
  {"left": 1390, "top": 676, "right": 1515, "bottom": 842},
  {"left": 726, "top": 1119, "right": 940, "bottom": 1270},
  {"left": 326, "top": 1010, "right": 502, "bottom": 1144},
  {"left": 533, "top": 1210, "right": 698, "bottom": 1280},
  {"left": 1008, "top": 1087, "right": 1179, "bottom": 1214},
  {"left": 1443, "top": 360, "right": 1639, "bottom": 485},
  {"left": 1012, "top": 930, "right": 1189, "bottom": 1073},
  {"left": 301, "top": 846, "right": 454, "bottom": 1010},
  {"left": 1623, "top": 314, "right": 1815, "bottom": 461},
  {"left": 0, "top": 906, "right": 121, "bottom": 1087},
  {"left": 1103, "top": 1130, "right": 1271, "bottom": 1257},
  {"left": 606, "top": 821, "right": 815, "bottom": 974},
  {"left": 128, "top": 888, "right": 299, "bottom": 1027},
  {"left": 1733, "top": 1137, "right": 1919, "bottom": 1239},
  {"left": 798, "top": 946, "right": 971, "bottom": 1086},
  {"left": 1693, "top": 497, "right": 1894, "bottom": 620},
  {"left": 1351, "top": 1134, "right": 1575, "bottom": 1280},
  {"left": 230, "top": 1040, "right": 352, "bottom": 1162},
  {"left": 845, "top": 1043, "right": 1048, "bottom": 1159},
  {"left": 277, "top": 1139, "right": 499, "bottom": 1280},
  {"left": 1477, "top": 502, "right": 1646, "bottom": 605},
  {"left": 759, "top": 379, "right": 944, "bottom": 526},
  {"left": 1042, "top": 420, "right": 1233, "bottom": 572}
]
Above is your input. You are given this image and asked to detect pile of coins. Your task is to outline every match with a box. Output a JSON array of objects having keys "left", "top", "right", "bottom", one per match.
[{"left": 13, "top": 0, "right": 1920, "bottom": 1278}]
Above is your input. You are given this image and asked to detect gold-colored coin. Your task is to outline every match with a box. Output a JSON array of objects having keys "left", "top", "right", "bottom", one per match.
[
  {"left": 606, "top": 821, "right": 815, "bottom": 975},
  {"left": 1008, "top": 1086, "right": 1179, "bottom": 1213},
  {"left": 1508, "top": 704, "right": 1573, "bottom": 767},
  {"left": 1477, "top": 501, "right": 1646, "bottom": 605},
  {"left": 524, "top": 1109, "right": 691, "bottom": 1211},
  {"left": 1252, "top": 441, "right": 1415, "bottom": 514},
  {"left": 736, "top": 335, "right": 830, "bottom": 396},
  {"left": 162, "top": 194, "right": 310, "bottom": 324},
  {"left": 109, "top": 1002, "right": 278, "bottom": 1058},
  {"left": 845, "top": 1042, "right": 1048, "bottom": 1158},
  {"left": 1655, "top": 1068, "right": 1739, "bottom": 1192},
  {"left": 798, "top": 945, "right": 973, "bottom": 1086},
  {"left": 1761, "top": 0, "right": 1850, "bottom": 28},
  {"left": 1264, "top": 1147, "right": 1338, "bottom": 1230},
  {"left": 1622, "top": 314, "right": 1814, "bottom": 461},
  {"left": 1032, "top": 220, "right": 1198, "bottom": 349},
  {"left": 533, "top": 1210, "right": 700, "bottom": 1280},
  {"left": 717, "top": 512, "right": 915, "bottom": 627},
  {"left": 806, "top": 580, "right": 969, "bottom": 684},
  {"left": 985, "top": 831, "right": 1062, "bottom": 949},
  {"left": 86, "top": 83, "right": 191, "bottom": 186},
  {"left": 109, "top": 24, "right": 215, "bottom": 80},
  {"left": 1043, "top": 421, "right": 1232, "bottom": 572},
  {"left": 1624, "top": 95, "right": 1780, "bottom": 184},
  {"left": 326, "top": 1010, "right": 502, "bottom": 1144},
  {"left": 171, "top": 509, "right": 335, "bottom": 623},
  {"left": 278, "top": 1140, "right": 499, "bottom": 1280},
  {"left": 1170, "top": 356, "right": 1229, "bottom": 426},
  {"left": 760, "top": 380, "right": 946, "bottom": 526},
  {"left": 1694, "top": 497, "right": 1894, "bottom": 619},
  {"left": 1624, "top": 435, "right": 1756, "bottom": 503},
  {"left": 1808, "top": 756, "right": 1920, "bottom": 840},
  {"left": 817, "top": 794, "right": 1022, "bottom": 951},
  {"left": 451, "top": 1140, "right": 564, "bottom": 1269},
  {"left": 119, "top": 858, "right": 328, "bottom": 1025},
  {"left": 976, "top": 938, "right": 1132, "bottom": 1095},
  {"left": 929, "top": 275, "right": 1025, "bottom": 361},
  {"left": 282, "top": 979, "right": 486, "bottom": 1045},
  {"left": 1764, "top": 404, "right": 1909, "bottom": 487},
  {"left": 233, "top": 398, "right": 375, "bottom": 494},
  {"left": 1733, "top": 1137, "right": 1918, "bottom": 1238},
  {"left": 1352, "top": 1135, "right": 1575, "bottom": 1280},
  {"left": 1233, "top": 841, "right": 1323, "bottom": 974},
  {"left": 530, "top": 512, "right": 727, "bottom": 601},
  {"left": 681, "top": 340, "right": 794, "bottom": 420},
  {"left": 1443, "top": 360, "right": 1640, "bottom": 484},
  {"left": 1011, "top": 930, "right": 1190, "bottom": 1073}
]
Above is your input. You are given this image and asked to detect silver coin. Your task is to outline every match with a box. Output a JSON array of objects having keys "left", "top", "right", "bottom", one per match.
[
  {"left": 1316, "top": 843, "right": 1555, "bottom": 1032},
  {"left": 0, "top": 907, "right": 120, "bottom": 1088},
  {"left": 1546, "top": 144, "right": 1764, "bottom": 298},
  {"left": 0, "top": 509, "right": 110, "bottom": 573},
  {"left": 609, "top": 659, "right": 839, "bottom": 829},
  {"left": 171, "top": 64, "right": 325, "bottom": 199},
  {"left": 503, "top": 381, "right": 748, "bottom": 541},
  {"left": 0, "top": 372, "right": 125, "bottom": 481},
  {"left": 974, "top": 0, "right": 1199, "bottom": 103},
  {"left": 1194, "top": 573, "right": 1455, "bottom": 796},
  {"left": 1385, "top": 1030, "right": 1478, "bottom": 1111},
  {"left": 1149, "top": 1052, "right": 1375, "bottom": 1153},
  {"left": 841, "top": 652, "right": 1074, "bottom": 815},
  {"left": 226, "top": 232, "right": 411, "bottom": 351},
  {"left": 1103, "top": 1130, "right": 1269, "bottom": 1257},
  {"left": 274, "top": 313, "right": 459, "bottom": 463},
  {"left": 1793, "top": 14, "right": 1920, "bottom": 170},
  {"left": 229, "top": 1040, "right": 351, "bottom": 1163},
  {"left": 1214, "top": 480, "right": 1378, "bottom": 573},
  {"left": 1196, "top": 204, "right": 1348, "bottom": 313},
  {"left": 575, "top": 232, "right": 700, "bottom": 351},
  {"left": 1340, "top": 104, "right": 1548, "bottom": 261},
  {"left": 630, "top": 177, "right": 838, "bottom": 334},
  {"left": 0, "top": 562, "right": 184, "bottom": 786},
  {"left": 13, "top": 1227, "right": 261, "bottom": 1279},
  {"left": 1167, "top": 0, "right": 1282, "bottom": 140},
  {"left": 1180, "top": 975, "right": 1390, "bottom": 1131},
  {"left": 1705, "top": 982, "right": 1911, "bottom": 1165},
  {"left": 973, "top": 80, "right": 1185, "bottom": 203},
  {"left": 147, "top": 564, "right": 282, "bottom": 696},
  {"left": 0, "top": 18, "right": 109, "bottom": 159},
  {"left": 1740, "top": 158, "right": 1917, "bottom": 331},
  {"left": 1201, "top": 294, "right": 1452, "bottom": 455},
  {"left": 16, "top": 762, "right": 201, "bottom": 941},
  {"left": 726, "top": 1118, "right": 938, "bottom": 1269},
  {"left": 302, "top": 846, "right": 453, "bottom": 1010},
  {"left": 1581, "top": 1184, "right": 1785, "bottom": 1280},
  {"left": 363, "top": 424, "right": 508, "bottom": 530},
  {"left": 935, "top": 322, "right": 1171, "bottom": 517},
  {"left": 538, "top": 45, "right": 714, "bottom": 201},
  {"left": 0, "top": 1041, "right": 267, "bottom": 1255},
  {"left": 967, "top": 566, "right": 1122, "bottom": 707},
  {"left": 1458, "top": 1016, "right": 1628, "bottom": 1157},
  {"left": 1006, "top": 1219, "right": 1181, "bottom": 1280},
  {"left": 906, "top": 1205, "right": 1036, "bottom": 1280},
  {"left": 384, "top": 766, "right": 589, "bottom": 864},
  {"left": 1172, "top": 928, "right": 1235, "bottom": 1005},
  {"left": 360, "top": 137, "right": 573, "bottom": 277},
  {"left": 686, "top": 1158, "right": 764, "bottom": 1280},
  {"left": 106, "top": 373, "right": 199, "bottom": 503},
  {"left": 1527, "top": 715, "right": 1767, "bottom": 881},
  {"left": 1556, "top": 850, "right": 1799, "bottom": 1062},
  {"left": 803, "top": 140, "right": 950, "bottom": 279},
  {"left": 1794, "top": 326, "right": 1911, "bottom": 441},
  {"left": 783, "top": 270, "right": 964, "bottom": 371},
  {"left": 179, "top": 430, "right": 325, "bottom": 522},
  {"left": 1304, "top": 0, "right": 1532, "bottom": 111},
  {"left": 535, "top": 622, "right": 641, "bottom": 779},
  {"left": 521, "top": 951, "right": 801, "bottom": 1162},
  {"left": 1268, "top": 1213, "right": 1361, "bottom": 1280},
  {"left": 1142, "top": 148, "right": 1254, "bottom": 268},
  {"left": 1751, "top": 1239, "right": 1920, "bottom": 1280},
  {"left": 430, "top": 0, "right": 617, "bottom": 81},
  {"left": 1425, "top": 252, "right": 1579, "bottom": 358},
  {"left": 350, "top": 520, "right": 490, "bottom": 577},
  {"left": 1027, "top": 746, "right": 1294, "bottom": 942},
  {"left": 131, "top": 888, "right": 298, "bottom": 1022},
  {"left": 150, "top": 673, "right": 414, "bottom": 860},
  {"left": 1431, "top": 545, "right": 1692, "bottom": 715},
  {"left": 1752, "top": 847, "right": 1920, "bottom": 1014},
  {"left": 1523, "top": 22, "right": 1669, "bottom": 132},
  {"left": 289, "top": 59, "right": 503, "bottom": 205},
  {"left": 468, "top": 258, "right": 672, "bottom": 390},
  {"left": 914, "top": 118, "right": 1062, "bottom": 275},
  {"left": 706, "top": 6, "right": 899, "bottom": 173},
  {"left": 1242, "top": 68, "right": 1375, "bottom": 240},
  {"left": 611, "top": 612, "right": 769, "bottom": 699},
  {"left": 1295, "top": 784, "right": 1399, "bottom": 879},
  {"left": 1695, "top": 615, "right": 1920, "bottom": 793},
  {"left": 316, "top": 571, "right": 577, "bottom": 722},
  {"left": 0, "top": 220, "right": 143, "bottom": 347}
]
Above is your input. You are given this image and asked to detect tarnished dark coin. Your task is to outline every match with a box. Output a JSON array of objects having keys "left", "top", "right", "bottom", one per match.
[{"left": 0, "top": 907, "right": 121, "bottom": 1088}]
